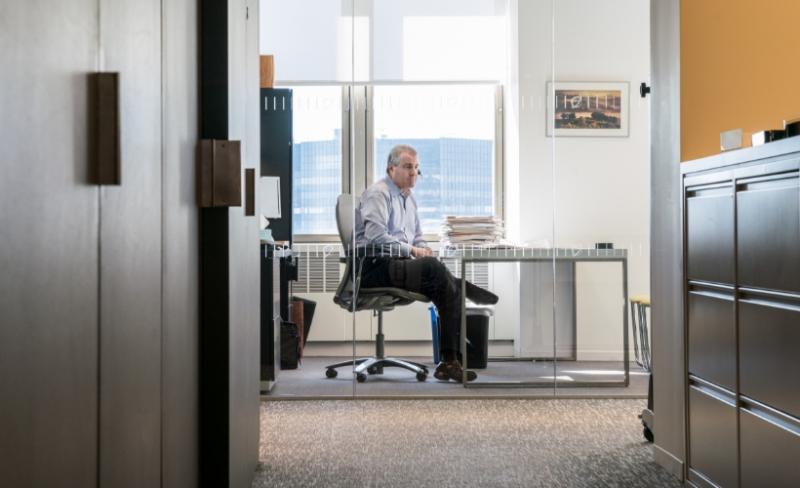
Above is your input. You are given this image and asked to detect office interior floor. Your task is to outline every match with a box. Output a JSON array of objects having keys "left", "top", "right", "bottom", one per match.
[
  {"left": 254, "top": 398, "right": 678, "bottom": 488},
  {"left": 264, "top": 357, "right": 649, "bottom": 399}
]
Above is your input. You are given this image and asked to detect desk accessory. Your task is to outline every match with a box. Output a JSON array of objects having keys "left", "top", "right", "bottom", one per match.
[
  {"left": 751, "top": 129, "right": 786, "bottom": 146},
  {"left": 720, "top": 128, "right": 743, "bottom": 151}
]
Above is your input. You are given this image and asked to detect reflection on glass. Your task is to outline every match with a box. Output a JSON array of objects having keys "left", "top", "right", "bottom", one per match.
[
  {"left": 288, "top": 86, "right": 343, "bottom": 236},
  {"left": 372, "top": 0, "right": 507, "bottom": 81},
  {"left": 372, "top": 85, "right": 496, "bottom": 234}
]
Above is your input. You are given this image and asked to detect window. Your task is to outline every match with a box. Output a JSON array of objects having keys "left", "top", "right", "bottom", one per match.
[
  {"left": 290, "top": 86, "right": 344, "bottom": 236},
  {"left": 371, "top": 85, "right": 498, "bottom": 234},
  {"left": 261, "top": 0, "right": 506, "bottom": 240}
]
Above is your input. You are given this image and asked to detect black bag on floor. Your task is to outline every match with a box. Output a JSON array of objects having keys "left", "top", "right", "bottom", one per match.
[{"left": 280, "top": 321, "right": 300, "bottom": 370}]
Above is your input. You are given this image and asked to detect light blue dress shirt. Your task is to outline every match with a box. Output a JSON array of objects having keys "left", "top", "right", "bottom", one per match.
[{"left": 354, "top": 176, "right": 427, "bottom": 257}]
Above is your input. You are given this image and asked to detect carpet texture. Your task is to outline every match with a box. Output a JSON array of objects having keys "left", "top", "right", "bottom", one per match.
[{"left": 254, "top": 399, "right": 680, "bottom": 488}]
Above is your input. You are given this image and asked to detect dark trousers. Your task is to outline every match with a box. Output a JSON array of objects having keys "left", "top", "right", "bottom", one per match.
[{"left": 360, "top": 256, "right": 464, "bottom": 355}]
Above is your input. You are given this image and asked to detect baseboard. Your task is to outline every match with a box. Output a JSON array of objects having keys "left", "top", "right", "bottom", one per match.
[
  {"left": 653, "top": 443, "right": 684, "bottom": 481},
  {"left": 576, "top": 350, "right": 638, "bottom": 362}
]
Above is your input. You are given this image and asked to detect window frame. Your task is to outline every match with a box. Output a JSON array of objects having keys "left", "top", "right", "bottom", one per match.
[{"left": 283, "top": 80, "right": 504, "bottom": 243}]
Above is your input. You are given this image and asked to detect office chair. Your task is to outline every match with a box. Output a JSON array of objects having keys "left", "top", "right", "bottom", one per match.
[{"left": 325, "top": 194, "right": 430, "bottom": 382}]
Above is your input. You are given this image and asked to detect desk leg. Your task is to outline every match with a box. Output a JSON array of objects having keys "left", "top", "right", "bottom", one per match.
[
  {"left": 623, "top": 258, "right": 630, "bottom": 387},
  {"left": 460, "top": 259, "right": 467, "bottom": 384}
]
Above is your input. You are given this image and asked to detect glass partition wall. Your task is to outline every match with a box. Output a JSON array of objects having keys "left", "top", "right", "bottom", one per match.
[
  {"left": 548, "top": 0, "right": 650, "bottom": 395},
  {"left": 260, "top": 0, "right": 650, "bottom": 399}
]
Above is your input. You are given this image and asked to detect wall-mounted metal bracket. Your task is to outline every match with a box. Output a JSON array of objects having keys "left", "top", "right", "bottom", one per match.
[
  {"left": 89, "top": 72, "right": 121, "bottom": 185},
  {"left": 197, "top": 139, "right": 241, "bottom": 207}
]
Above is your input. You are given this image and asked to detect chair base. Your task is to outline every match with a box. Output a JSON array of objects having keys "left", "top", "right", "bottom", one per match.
[{"left": 325, "top": 357, "right": 429, "bottom": 382}]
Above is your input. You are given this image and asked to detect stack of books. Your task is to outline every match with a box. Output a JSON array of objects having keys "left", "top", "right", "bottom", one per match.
[{"left": 440, "top": 216, "right": 505, "bottom": 247}]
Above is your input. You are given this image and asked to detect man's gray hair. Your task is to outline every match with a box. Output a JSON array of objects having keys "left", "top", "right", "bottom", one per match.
[{"left": 386, "top": 144, "right": 417, "bottom": 168}]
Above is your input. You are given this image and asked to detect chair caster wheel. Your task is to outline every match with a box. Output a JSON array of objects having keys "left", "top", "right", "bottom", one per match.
[
  {"left": 643, "top": 426, "right": 654, "bottom": 443},
  {"left": 356, "top": 373, "right": 367, "bottom": 383},
  {"left": 416, "top": 371, "right": 427, "bottom": 382},
  {"left": 367, "top": 366, "right": 378, "bottom": 375},
  {"left": 325, "top": 368, "right": 337, "bottom": 379}
]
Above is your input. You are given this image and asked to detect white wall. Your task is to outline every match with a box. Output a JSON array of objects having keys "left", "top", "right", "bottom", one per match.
[{"left": 510, "top": 0, "right": 651, "bottom": 360}]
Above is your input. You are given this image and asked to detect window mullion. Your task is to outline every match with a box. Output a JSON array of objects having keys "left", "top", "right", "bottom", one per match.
[
  {"left": 341, "top": 85, "right": 352, "bottom": 195},
  {"left": 365, "top": 85, "right": 374, "bottom": 188},
  {"left": 351, "top": 85, "right": 369, "bottom": 197}
]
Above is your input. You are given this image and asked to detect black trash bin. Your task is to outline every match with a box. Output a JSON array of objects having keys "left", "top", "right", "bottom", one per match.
[
  {"left": 430, "top": 304, "right": 493, "bottom": 368},
  {"left": 464, "top": 307, "right": 491, "bottom": 369}
]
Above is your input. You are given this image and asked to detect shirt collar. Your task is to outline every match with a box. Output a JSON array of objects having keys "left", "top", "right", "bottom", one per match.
[{"left": 383, "top": 175, "right": 411, "bottom": 197}]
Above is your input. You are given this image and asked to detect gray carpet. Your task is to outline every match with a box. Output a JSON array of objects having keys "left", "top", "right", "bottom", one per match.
[
  {"left": 254, "top": 399, "right": 680, "bottom": 488},
  {"left": 266, "top": 357, "right": 649, "bottom": 399}
]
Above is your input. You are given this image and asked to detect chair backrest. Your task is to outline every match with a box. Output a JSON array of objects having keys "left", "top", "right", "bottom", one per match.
[
  {"left": 332, "top": 193, "right": 426, "bottom": 312},
  {"left": 335, "top": 193, "right": 357, "bottom": 247}
]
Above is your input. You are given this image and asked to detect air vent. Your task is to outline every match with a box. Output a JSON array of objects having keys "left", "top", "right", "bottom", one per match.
[
  {"left": 441, "top": 258, "right": 489, "bottom": 288},
  {"left": 294, "top": 245, "right": 342, "bottom": 293}
]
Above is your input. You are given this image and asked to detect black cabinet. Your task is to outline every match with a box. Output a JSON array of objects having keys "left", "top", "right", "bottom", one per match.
[
  {"left": 260, "top": 88, "right": 293, "bottom": 242},
  {"left": 683, "top": 140, "right": 800, "bottom": 488},
  {"left": 261, "top": 244, "right": 281, "bottom": 390}
]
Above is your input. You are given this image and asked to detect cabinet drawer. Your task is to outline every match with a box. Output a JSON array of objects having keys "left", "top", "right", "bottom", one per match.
[
  {"left": 740, "top": 402, "right": 800, "bottom": 488},
  {"left": 737, "top": 175, "right": 800, "bottom": 293},
  {"left": 739, "top": 295, "right": 800, "bottom": 418},
  {"left": 689, "top": 381, "right": 739, "bottom": 488},
  {"left": 686, "top": 186, "right": 735, "bottom": 284},
  {"left": 688, "top": 287, "right": 736, "bottom": 390}
]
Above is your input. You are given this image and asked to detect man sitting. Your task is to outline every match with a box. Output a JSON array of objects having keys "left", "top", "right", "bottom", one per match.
[{"left": 354, "top": 144, "right": 498, "bottom": 382}]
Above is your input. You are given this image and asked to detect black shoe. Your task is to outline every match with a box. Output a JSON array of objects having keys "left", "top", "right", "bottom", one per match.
[
  {"left": 434, "top": 359, "right": 477, "bottom": 383},
  {"left": 465, "top": 280, "right": 499, "bottom": 305}
]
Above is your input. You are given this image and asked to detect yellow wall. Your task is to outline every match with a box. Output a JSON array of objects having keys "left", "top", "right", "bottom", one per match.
[{"left": 681, "top": 0, "right": 800, "bottom": 161}]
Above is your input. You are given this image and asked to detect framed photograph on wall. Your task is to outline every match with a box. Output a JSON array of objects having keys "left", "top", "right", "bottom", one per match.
[{"left": 546, "top": 81, "right": 629, "bottom": 137}]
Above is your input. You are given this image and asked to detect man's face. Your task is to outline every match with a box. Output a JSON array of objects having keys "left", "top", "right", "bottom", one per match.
[{"left": 388, "top": 152, "right": 420, "bottom": 192}]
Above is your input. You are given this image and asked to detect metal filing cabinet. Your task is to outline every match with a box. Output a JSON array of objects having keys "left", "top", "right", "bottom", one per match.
[{"left": 682, "top": 139, "right": 800, "bottom": 488}]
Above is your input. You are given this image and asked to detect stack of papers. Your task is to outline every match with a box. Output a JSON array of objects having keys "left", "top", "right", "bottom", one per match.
[{"left": 440, "top": 216, "right": 505, "bottom": 247}]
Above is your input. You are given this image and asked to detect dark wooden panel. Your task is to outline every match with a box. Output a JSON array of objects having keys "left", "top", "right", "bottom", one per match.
[
  {"left": 0, "top": 1, "right": 100, "bottom": 486},
  {"left": 689, "top": 385, "right": 738, "bottom": 488},
  {"left": 200, "top": 0, "right": 228, "bottom": 140},
  {"left": 89, "top": 72, "right": 121, "bottom": 185},
  {"left": 740, "top": 297, "right": 800, "bottom": 418},
  {"left": 98, "top": 0, "right": 163, "bottom": 486},
  {"left": 245, "top": 168, "right": 256, "bottom": 216},
  {"left": 688, "top": 288, "right": 736, "bottom": 391},
  {"left": 686, "top": 188, "right": 735, "bottom": 284},
  {"left": 737, "top": 176, "right": 800, "bottom": 293},
  {"left": 740, "top": 407, "right": 800, "bottom": 488},
  {"left": 199, "top": 0, "right": 231, "bottom": 484},
  {"left": 260, "top": 88, "right": 293, "bottom": 242},
  {"left": 199, "top": 208, "right": 231, "bottom": 487}
]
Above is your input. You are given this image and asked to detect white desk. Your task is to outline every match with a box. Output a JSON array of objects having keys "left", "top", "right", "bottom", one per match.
[{"left": 440, "top": 247, "right": 630, "bottom": 388}]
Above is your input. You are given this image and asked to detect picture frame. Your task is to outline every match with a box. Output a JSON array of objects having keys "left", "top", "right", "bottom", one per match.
[{"left": 546, "top": 81, "right": 629, "bottom": 137}]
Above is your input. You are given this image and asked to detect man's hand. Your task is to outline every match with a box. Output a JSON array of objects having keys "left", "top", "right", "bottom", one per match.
[{"left": 411, "top": 246, "right": 433, "bottom": 258}]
